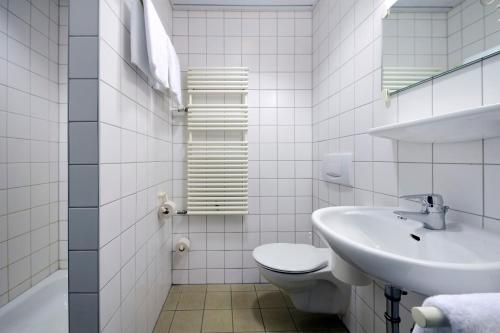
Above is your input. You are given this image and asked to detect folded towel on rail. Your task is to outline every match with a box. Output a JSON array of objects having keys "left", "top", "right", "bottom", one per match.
[
  {"left": 413, "top": 293, "right": 500, "bottom": 333},
  {"left": 166, "top": 36, "right": 182, "bottom": 107},
  {"left": 143, "top": 0, "right": 170, "bottom": 91},
  {"left": 125, "top": 0, "right": 155, "bottom": 84}
]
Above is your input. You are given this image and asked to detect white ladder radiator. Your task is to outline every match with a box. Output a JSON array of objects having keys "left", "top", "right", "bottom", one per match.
[{"left": 186, "top": 67, "right": 249, "bottom": 215}]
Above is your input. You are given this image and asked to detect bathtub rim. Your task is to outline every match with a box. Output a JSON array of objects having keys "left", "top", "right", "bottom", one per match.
[{"left": 0, "top": 269, "right": 68, "bottom": 317}]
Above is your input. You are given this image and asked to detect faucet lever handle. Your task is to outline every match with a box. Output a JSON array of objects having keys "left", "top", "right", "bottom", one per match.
[{"left": 400, "top": 194, "right": 444, "bottom": 208}]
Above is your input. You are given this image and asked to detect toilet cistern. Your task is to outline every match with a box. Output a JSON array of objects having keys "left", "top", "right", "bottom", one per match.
[{"left": 394, "top": 194, "right": 448, "bottom": 230}]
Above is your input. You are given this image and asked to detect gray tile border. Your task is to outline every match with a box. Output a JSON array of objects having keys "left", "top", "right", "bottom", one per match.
[
  {"left": 69, "top": 165, "right": 99, "bottom": 207},
  {"left": 69, "top": 0, "right": 99, "bottom": 36},
  {"left": 69, "top": 122, "right": 99, "bottom": 164},
  {"left": 68, "top": 251, "right": 99, "bottom": 293},
  {"left": 69, "top": 79, "right": 98, "bottom": 121},
  {"left": 69, "top": 36, "right": 98, "bottom": 79},
  {"left": 68, "top": 208, "right": 99, "bottom": 250},
  {"left": 69, "top": 293, "right": 100, "bottom": 333},
  {"left": 68, "top": 1, "right": 100, "bottom": 332}
]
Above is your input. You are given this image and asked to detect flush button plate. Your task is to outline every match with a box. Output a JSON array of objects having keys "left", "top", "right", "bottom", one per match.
[{"left": 321, "top": 153, "right": 353, "bottom": 186}]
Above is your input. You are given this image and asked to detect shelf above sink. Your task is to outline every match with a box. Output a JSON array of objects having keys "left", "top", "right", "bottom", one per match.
[{"left": 368, "top": 103, "right": 500, "bottom": 143}]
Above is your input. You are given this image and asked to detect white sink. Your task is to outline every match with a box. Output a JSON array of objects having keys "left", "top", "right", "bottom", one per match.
[{"left": 312, "top": 206, "right": 500, "bottom": 296}]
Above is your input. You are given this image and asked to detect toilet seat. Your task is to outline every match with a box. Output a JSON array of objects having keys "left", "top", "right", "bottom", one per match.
[{"left": 253, "top": 243, "right": 329, "bottom": 274}]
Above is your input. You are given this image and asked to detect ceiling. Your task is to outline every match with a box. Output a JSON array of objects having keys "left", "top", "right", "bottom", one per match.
[
  {"left": 172, "top": 0, "right": 318, "bottom": 8},
  {"left": 393, "top": 0, "right": 464, "bottom": 9}
]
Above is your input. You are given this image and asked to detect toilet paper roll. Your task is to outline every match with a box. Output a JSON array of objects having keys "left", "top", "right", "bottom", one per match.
[
  {"left": 159, "top": 200, "right": 177, "bottom": 217},
  {"left": 175, "top": 237, "right": 190, "bottom": 253}
]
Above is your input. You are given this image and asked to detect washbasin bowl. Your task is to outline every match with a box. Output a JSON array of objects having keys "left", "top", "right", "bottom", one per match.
[{"left": 312, "top": 206, "right": 500, "bottom": 296}]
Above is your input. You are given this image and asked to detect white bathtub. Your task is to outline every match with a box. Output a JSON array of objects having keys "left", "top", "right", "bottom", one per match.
[{"left": 0, "top": 270, "right": 68, "bottom": 333}]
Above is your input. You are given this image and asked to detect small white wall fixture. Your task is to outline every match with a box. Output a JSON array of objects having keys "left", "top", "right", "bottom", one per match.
[{"left": 321, "top": 153, "right": 353, "bottom": 186}]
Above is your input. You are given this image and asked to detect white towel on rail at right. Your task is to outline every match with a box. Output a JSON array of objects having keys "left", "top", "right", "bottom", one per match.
[
  {"left": 413, "top": 293, "right": 500, "bottom": 333},
  {"left": 166, "top": 36, "right": 182, "bottom": 107}
]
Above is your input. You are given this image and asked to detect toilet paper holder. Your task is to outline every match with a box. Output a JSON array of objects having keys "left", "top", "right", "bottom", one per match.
[
  {"left": 161, "top": 207, "right": 188, "bottom": 215},
  {"left": 157, "top": 192, "right": 187, "bottom": 216},
  {"left": 175, "top": 237, "right": 191, "bottom": 253},
  {"left": 159, "top": 205, "right": 170, "bottom": 215}
]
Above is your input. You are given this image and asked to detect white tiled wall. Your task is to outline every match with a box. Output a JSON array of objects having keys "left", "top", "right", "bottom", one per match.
[
  {"left": 312, "top": 0, "right": 500, "bottom": 332},
  {"left": 170, "top": 9, "right": 313, "bottom": 284},
  {"left": 0, "top": 0, "right": 62, "bottom": 307},
  {"left": 447, "top": 0, "right": 500, "bottom": 67},
  {"left": 97, "top": 0, "right": 174, "bottom": 332}
]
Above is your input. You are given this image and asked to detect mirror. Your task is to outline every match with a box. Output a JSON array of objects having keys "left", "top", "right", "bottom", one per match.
[{"left": 382, "top": 0, "right": 500, "bottom": 94}]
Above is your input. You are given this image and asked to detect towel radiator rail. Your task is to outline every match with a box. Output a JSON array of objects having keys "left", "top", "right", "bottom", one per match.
[{"left": 186, "top": 67, "right": 249, "bottom": 215}]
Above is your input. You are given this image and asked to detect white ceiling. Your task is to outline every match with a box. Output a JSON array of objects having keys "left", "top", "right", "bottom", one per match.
[
  {"left": 394, "top": 0, "right": 464, "bottom": 9},
  {"left": 172, "top": 0, "right": 318, "bottom": 7}
]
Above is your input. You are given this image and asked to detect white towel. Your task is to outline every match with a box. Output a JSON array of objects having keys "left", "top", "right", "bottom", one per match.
[
  {"left": 143, "top": 0, "right": 169, "bottom": 92},
  {"left": 413, "top": 293, "right": 500, "bottom": 333},
  {"left": 125, "top": 0, "right": 155, "bottom": 84},
  {"left": 166, "top": 37, "right": 183, "bottom": 107}
]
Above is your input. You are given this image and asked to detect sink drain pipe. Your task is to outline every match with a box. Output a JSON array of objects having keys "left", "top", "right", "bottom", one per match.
[{"left": 384, "top": 286, "right": 407, "bottom": 333}]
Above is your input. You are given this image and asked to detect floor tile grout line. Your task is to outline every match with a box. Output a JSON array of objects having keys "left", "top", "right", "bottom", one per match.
[
  {"left": 166, "top": 308, "right": 175, "bottom": 333},
  {"left": 230, "top": 289, "right": 235, "bottom": 333},
  {"left": 199, "top": 290, "right": 206, "bottom": 333}
]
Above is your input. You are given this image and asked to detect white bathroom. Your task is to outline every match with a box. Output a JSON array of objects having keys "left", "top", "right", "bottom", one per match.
[{"left": 1, "top": 0, "right": 500, "bottom": 332}]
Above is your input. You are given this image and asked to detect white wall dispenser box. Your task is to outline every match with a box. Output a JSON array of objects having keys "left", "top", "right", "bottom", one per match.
[{"left": 321, "top": 153, "right": 353, "bottom": 186}]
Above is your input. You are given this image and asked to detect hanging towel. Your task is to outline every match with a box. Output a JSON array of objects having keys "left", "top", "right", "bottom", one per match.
[
  {"left": 166, "top": 37, "right": 183, "bottom": 107},
  {"left": 125, "top": 0, "right": 155, "bottom": 84},
  {"left": 143, "top": 0, "right": 169, "bottom": 91},
  {"left": 413, "top": 293, "right": 500, "bottom": 333}
]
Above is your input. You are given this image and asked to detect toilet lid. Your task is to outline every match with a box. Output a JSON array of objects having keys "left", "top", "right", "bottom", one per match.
[{"left": 252, "top": 243, "right": 329, "bottom": 274}]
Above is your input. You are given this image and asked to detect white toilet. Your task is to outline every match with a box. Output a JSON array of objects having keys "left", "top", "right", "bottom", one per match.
[{"left": 252, "top": 243, "right": 353, "bottom": 314}]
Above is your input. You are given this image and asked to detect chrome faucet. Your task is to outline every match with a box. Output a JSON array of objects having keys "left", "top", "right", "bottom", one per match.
[{"left": 394, "top": 194, "right": 449, "bottom": 230}]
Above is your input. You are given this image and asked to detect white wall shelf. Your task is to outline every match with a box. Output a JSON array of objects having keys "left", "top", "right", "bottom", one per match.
[{"left": 368, "top": 104, "right": 500, "bottom": 143}]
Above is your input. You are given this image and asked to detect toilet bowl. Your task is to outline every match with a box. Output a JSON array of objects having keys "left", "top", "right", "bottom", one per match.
[{"left": 252, "top": 243, "right": 351, "bottom": 314}]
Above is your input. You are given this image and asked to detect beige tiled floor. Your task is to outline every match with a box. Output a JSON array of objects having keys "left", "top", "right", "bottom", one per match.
[{"left": 154, "top": 284, "right": 349, "bottom": 333}]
